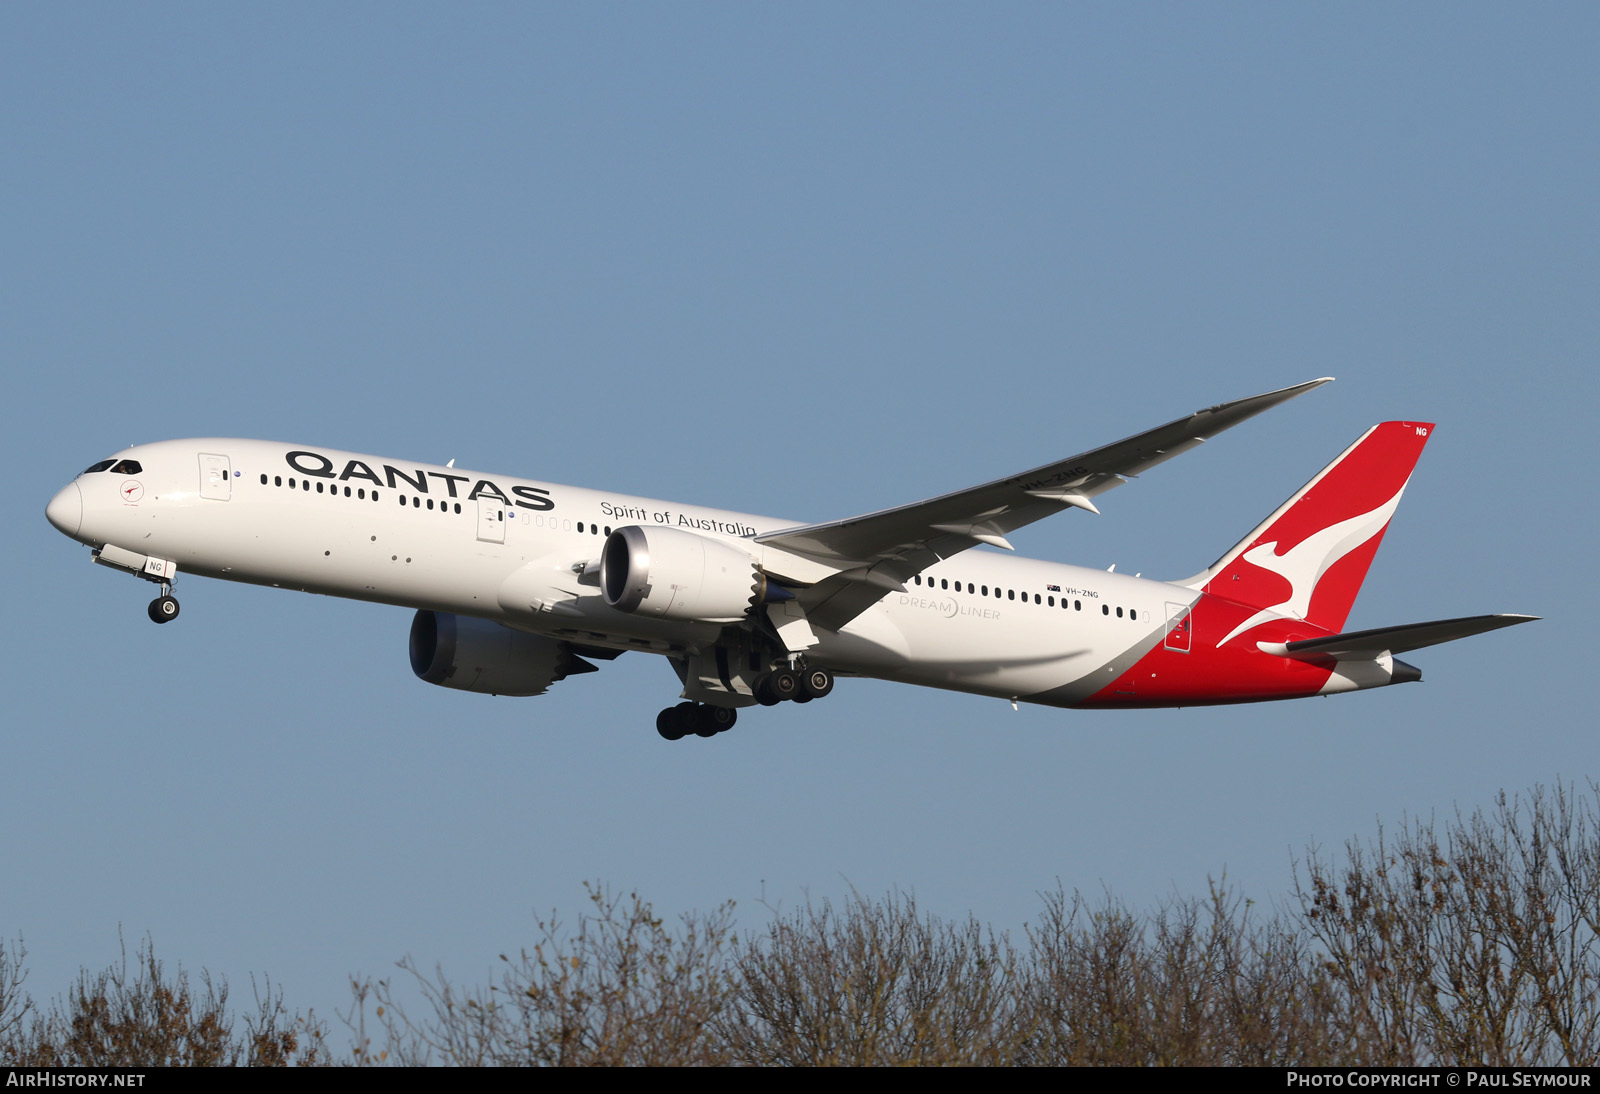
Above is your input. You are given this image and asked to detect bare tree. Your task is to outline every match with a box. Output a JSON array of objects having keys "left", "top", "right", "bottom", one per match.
[
  {"left": 720, "top": 890, "right": 1028, "bottom": 1065},
  {"left": 0, "top": 936, "right": 34, "bottom": 1059},
  {"left": 9, "top": 782, "right": 1596, "bottom": 1066},
  {"left": 3, "top": 935, "right": 326, "bottom": 1067},
  {"left": 1022, "top": 882, "right": 1344, "bottom": 1065},
  {"left": 348, "top": 884, "right": 736, "bottom": 1065},
  {"left": 1296, "top": 784, "right": 1600, "bottom": 1065}
]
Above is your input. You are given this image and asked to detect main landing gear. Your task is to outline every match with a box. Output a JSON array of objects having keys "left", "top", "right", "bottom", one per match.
[
  {"left": 756, "top": 666, "right": 833, "bottom": 706},
  {"left": 656, "top": 665, "right": 836, "bottom": 742},
  {"left": 147, "top": 583, "right": 180, "bottom": 624},
  {"left": 656, "top": 702, "right": 737, "bottom": 741}
]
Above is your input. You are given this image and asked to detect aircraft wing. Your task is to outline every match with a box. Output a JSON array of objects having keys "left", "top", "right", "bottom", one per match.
[{"left": 757, "top": 377, "right": 1332, "bottom": 631}]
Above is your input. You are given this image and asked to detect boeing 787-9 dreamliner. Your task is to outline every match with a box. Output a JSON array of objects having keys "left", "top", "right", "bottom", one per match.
[{"left": 45, "top": 379, "right": 1534, "bottom": 740}]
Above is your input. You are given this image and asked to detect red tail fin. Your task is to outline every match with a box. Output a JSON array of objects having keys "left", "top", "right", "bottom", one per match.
[{"left": 1190, "top": 421, "right": 1434, "bottom": 645}]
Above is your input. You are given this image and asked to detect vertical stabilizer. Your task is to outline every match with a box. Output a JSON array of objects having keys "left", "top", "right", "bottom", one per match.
[{"left": 1186, "top": 421, "right": 1434, "bottom": 646}]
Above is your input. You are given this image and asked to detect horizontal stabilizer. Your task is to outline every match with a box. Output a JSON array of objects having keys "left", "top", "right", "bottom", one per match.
[{"left": 1264, "top": 613, "right": 1538, "bottom": 661}]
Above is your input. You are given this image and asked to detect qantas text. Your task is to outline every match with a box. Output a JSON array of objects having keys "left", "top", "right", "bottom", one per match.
[{"left": 284, "top": 451, "right": 554, "bottom": 511}]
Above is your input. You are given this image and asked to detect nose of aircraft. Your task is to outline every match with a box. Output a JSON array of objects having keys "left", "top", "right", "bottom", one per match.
[{"left": 46, "top": 482, "right": 82, "bottom": 537}]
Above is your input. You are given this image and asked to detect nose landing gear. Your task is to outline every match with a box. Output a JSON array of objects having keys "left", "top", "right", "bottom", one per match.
[
  {"left": 87, "top": 546, "right": 182, "bottom": 624},
  {"left": 147, "top": 580, "right": 179, "bottom": 624}
]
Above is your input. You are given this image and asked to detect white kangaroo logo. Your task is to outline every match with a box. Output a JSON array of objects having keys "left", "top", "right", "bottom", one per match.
[{"left": 1216, "top": 479, "right": 1409, "bottom": 648}]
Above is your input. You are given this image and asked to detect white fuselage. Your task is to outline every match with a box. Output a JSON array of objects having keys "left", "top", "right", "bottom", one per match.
[{"left": 49, "top": 438, "right": 1189, "bottom": 707}]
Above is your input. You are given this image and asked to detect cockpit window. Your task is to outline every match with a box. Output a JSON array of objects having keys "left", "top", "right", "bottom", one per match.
[
  {"left": 82, "top": 459, "right": 116, "bottom": 474},
  {"left": 108, "top": 460, "right": 143, "bottom": 474}
]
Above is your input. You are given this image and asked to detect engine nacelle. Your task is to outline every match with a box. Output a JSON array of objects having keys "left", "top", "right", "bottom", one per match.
[
  {"left": 409, "top": 611, "right": 584, "bottom": 696},
  {"left": 600, "top": 525, "right": 764, "bottom": 623}
]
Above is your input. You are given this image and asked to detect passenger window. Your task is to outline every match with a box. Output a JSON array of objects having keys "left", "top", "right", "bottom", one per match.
[
  {"left": 317, "top": 482, "right": 324, "bottom": 493},
  {"left": 1116, "top": 606, "right": 1123, "bottom": 618},
  {"left": 1130, "top": 609, "right": 1137, "bottom": 621},
  {"left": 941, "top": 579, "right": 948, "bottom": 590},
  {"left": 259, "top": 474, "right": 267, "bottom": 485},
  {"left": 1103, "top": 605, "right": 1109, "bottom": 616},
  {"left": 1007, "top": 590, "right": 1015, "bottom": 601}
]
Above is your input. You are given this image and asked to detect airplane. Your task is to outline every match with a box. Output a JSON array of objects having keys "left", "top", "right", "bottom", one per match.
[{"left": 44, "top": 379, "right": 1535, "bottom": 740}]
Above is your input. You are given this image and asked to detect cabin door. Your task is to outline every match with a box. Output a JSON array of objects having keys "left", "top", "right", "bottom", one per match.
[
  {"left": 477, "top": 496, "right": 507, "bottom": 544},
  {"left": 199, "top": 453, "right": 232, "bottom": 500}
]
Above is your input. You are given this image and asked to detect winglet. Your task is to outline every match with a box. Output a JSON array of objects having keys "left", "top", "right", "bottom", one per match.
[{"left": 1190, "top": 377, "right": 1334, "bottom": 440}]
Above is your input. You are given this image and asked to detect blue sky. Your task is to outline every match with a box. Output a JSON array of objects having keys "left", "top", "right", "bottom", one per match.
[{"left": 4, "top": 4, "right": 1594, "bottom": 1028}]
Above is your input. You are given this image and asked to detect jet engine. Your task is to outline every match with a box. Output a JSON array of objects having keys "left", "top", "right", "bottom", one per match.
[
  {"left": 409, "top": 611, "right": 593, "bottom": 696},
  {"left": 600, "top": 525, "right": 764, "bottom": 623}
]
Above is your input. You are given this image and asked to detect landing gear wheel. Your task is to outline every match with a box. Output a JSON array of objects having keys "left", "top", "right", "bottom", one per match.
[
  {"left": 148, "top": 595, "right": 180, "bottom": 624},
  {"left": 660, "top": 703, "right": 730, "bottom": 740},
  {"left": 760, "top": 668, "right": 800, "bottom": 705},
  {"left": 660, "top": 703, "right": 738, "bottom": 740},
  {"left": 656, "top": 706, "right": 689, "bottom": 741},
  {"left": 675, "top": 702, "right": 716, "bottom": 739},
  {"left": 800, "top": 668, "right": 834, "bottom": 701}
]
